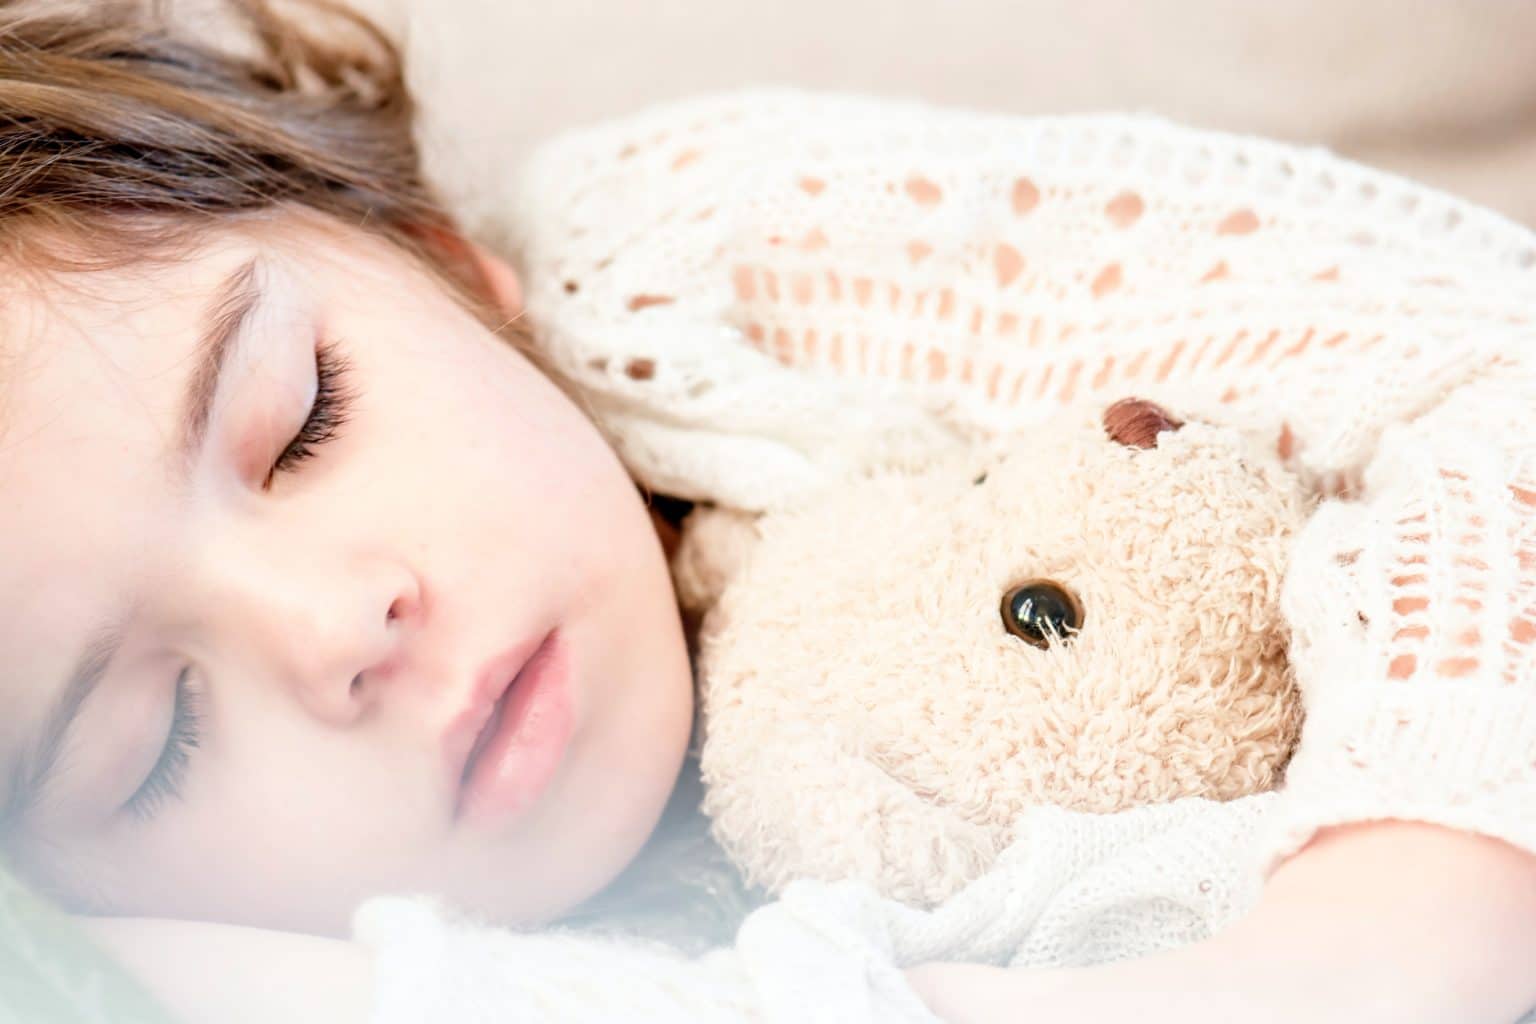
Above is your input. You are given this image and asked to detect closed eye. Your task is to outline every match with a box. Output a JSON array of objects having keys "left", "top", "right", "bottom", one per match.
[
  {"left": 265, "top": 338, "right": 353, "bottom": 487},
  {"left": 125, "top": 666, "right": 203, "bottom": 822}
]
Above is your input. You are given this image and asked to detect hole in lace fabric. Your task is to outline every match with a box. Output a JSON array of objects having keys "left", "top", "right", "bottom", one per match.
[
  {"left": 627, "top": 294, "right": 676, "bottom": 311},
  {"left": 906, "top": 176, "right": 942, "bottom": 206},
  {"left": 1105, "top": 191, "right": 1144, "bottom": 228},
  {"left": 732, "top": 266, "right": 755, "bottom": 301},
  {"left": 1091, "top": 263, "right": 1122, "bottom": 298},
  {"left": 625, "top": 358, "right": 656, "bottom": 380},
  {"left": 1012, "top": 178, "right": 1040, "bottom": 216},
  {"left": 1217, "top": 209, "right": 1260, "bottom": 235},
  {"left": 791, "top": 273, "right": 814, "bottom": 304},
  {"left": 994, "top": 244, "right": 1024, "bottom": 286}
]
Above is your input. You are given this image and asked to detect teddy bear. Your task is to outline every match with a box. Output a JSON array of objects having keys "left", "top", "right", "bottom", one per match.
[{"left": 669, "top": 396, "right": 1313, "bottom": 908}]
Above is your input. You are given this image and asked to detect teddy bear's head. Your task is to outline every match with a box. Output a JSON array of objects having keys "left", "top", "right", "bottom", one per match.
[{"left": 673, "top": 397, "right": 1311, "bottom": 907}]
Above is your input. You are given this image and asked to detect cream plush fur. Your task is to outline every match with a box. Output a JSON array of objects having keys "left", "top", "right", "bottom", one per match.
[{"left": 673, "top": 397, "right": 1312, "bottom": 907}]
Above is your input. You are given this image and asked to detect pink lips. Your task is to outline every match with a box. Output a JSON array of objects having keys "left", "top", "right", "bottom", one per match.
[{"left": 444, "top": 628, "right": 574, "bottom": 828}]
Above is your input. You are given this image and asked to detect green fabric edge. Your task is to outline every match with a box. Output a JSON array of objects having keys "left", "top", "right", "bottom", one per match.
[{"left": 0, "top": 864, "right": 175, "bottom": 1024}]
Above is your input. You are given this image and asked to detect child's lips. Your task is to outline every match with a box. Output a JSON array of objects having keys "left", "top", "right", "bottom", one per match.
[
  {"left": 441, "top": 629, "right": 550, "bottom": 807},
  {"left": 443, "top": 627, "right": 574, "bottom": 828},
  {"left": 460, "top": 687, "right": 511, "bottom": 786}
]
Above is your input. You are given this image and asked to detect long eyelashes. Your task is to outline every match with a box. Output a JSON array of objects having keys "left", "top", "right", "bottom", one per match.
[
  {"left": 125, "top": 667, "right": 202, "bottom": 822},
  {"left": 267, "top": 338, "right": 354, "bottom": 484}
]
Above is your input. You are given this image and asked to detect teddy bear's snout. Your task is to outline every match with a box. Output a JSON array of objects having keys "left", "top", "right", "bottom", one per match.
[{"left": 1103, "top": 397, "right": 1184, "bottom": 449}]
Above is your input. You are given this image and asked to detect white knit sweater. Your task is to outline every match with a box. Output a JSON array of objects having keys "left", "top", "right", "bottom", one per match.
[{"left": 356, "top": 89, "right": 1536, "bottom": 1022}]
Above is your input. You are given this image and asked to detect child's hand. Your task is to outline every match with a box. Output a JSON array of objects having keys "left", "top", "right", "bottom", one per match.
[
  {"left": 905, "top": 953, "right": 1304, "bottom": 1024},
  {"left": 904, "top": 930, "right": 1415, "bottom": 1024},
  {"left": 905, "top": 820, "right": 1536, "bottom": 1024}
]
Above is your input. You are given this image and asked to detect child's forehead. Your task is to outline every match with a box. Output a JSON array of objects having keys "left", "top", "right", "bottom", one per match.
[
  {"left": 1, "top": 221, "right": 370, "bottom": 370},
  {"left": 2, "top": 211, "right": 395, "bottom": 322},
  {"left": 0, "top": 247, "right": 240, "bottom": 413}
]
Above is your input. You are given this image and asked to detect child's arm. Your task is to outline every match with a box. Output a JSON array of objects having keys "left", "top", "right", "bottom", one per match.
[
  {"left": 906, "top": 819, "right": 1536, "bottom": 1024},
  {"left": 80, "top": 916, "right": 373, "bottom": 1024}
]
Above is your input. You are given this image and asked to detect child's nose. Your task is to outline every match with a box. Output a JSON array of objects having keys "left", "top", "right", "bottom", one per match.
[
  {"left": 1103, "top": 397, "right": 1184, "bottom": 449},
  {"left": 281, "top": 569, "right": 420, "bottom": 726},
  {"left": 206, "top": 544, "right": 422, "bottom": 726},
  {"left": 311, "top": 604, "right": 409, "bottom": 727}
]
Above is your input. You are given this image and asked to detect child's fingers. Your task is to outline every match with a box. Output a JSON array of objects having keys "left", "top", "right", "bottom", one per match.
[{"left": 904, "top": 960, "right": 1056, "bottom": 1023}]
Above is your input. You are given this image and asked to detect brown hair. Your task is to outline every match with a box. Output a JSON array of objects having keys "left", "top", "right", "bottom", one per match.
[{"left": 0, "top": 0, "right": 524, "bottom": 339}]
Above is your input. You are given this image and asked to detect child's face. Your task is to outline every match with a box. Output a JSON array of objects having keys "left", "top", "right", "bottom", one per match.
[{"left": 0, "top": 216, "right": 695, "bottom": 935}]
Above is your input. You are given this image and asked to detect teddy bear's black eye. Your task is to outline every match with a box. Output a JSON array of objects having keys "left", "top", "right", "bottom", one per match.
[{"left": 1000, "top": 580, "right": 1083, "bottom": 649}]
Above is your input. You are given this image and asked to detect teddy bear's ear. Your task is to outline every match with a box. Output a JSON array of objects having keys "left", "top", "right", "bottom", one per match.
[
  {"left": 669, "top": 505, "right": 767, "bottom": 618},
  {"left": 1103, "top": 397, "right": 1185, "bottom": 449}
]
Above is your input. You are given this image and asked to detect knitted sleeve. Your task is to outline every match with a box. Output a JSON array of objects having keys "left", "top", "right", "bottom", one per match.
[{"left": 504, "top": 88, "right": 1536, "bottom": 876}]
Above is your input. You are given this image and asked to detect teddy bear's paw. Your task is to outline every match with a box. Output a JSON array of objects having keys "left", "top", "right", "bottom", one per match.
[
  {"left": 1279, "top": 498, "right": 1382, "bottom": 697},
  {"left": 670, "top": 505, "right": 766, "bottom": 615},
  {"left": 702, "top": 739, "right": 1008, "bottom": 908}
]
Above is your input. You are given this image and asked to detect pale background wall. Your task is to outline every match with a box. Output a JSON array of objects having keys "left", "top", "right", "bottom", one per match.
[{"left": 346, "top": 0, "right": 1536, "bottom": 228}]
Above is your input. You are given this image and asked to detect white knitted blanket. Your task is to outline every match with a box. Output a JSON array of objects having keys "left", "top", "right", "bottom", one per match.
[
  {"left": 354, "top": 89, "right": 1536, "bottom": 1021},
  {"left": 357, "top": 797, "right": 1273, "bottom": 1023}
]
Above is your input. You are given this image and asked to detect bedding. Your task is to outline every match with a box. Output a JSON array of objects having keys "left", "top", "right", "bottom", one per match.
[{"left": 0, "top": 864, "right": 173, "bottom": 1024}]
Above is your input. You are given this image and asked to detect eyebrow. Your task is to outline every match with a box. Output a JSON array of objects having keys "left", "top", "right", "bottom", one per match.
[
  {"left": 2, "top": 626, "right": 122, "bottom": 830},
  {"left": 176, "top": 256, "right": 265, "bottom": 475},
  {"left": 0, "top": 259, "right": 266, "bottom": 831}
]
